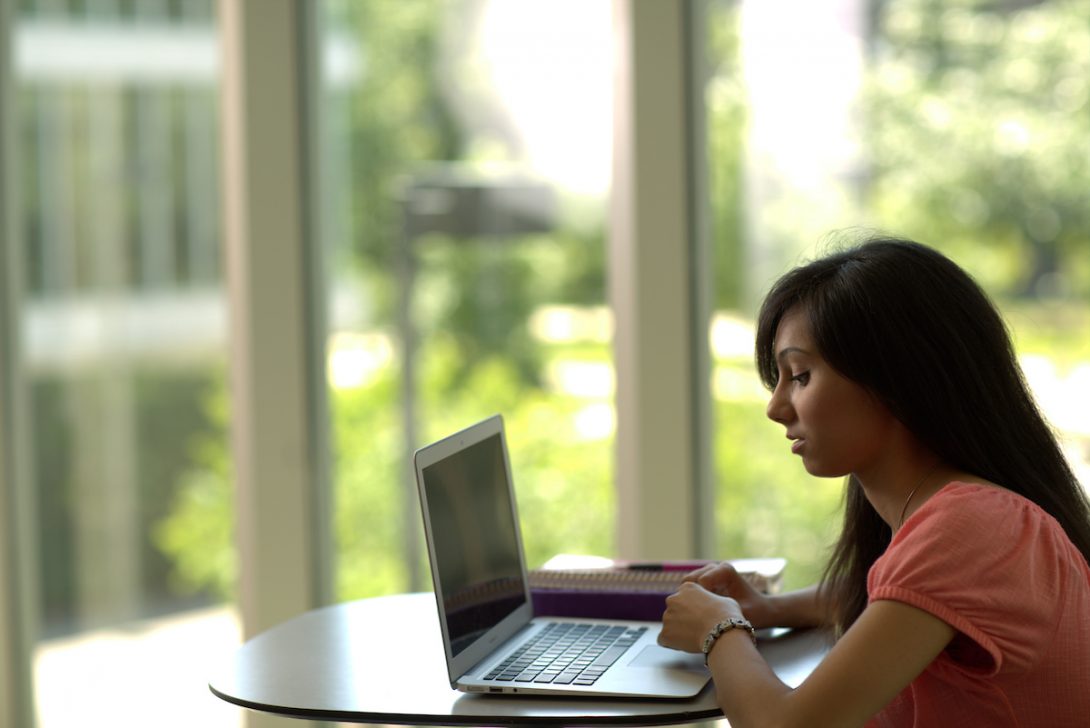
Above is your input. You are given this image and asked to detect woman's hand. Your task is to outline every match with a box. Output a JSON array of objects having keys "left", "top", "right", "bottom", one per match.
[
  {"left": 658, "top": 582, "right": 744, "bottom": 653},
  {"left": 682, "top": 561, "right": 777, "bottom": 629}
]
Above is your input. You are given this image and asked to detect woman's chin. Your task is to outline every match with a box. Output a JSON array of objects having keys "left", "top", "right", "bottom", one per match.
[{"left": 800, "top": 457, "right": 848, "bottom": 479}]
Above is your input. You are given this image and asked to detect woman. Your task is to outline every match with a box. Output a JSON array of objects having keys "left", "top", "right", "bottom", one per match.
[{"left": 659, "top": 237, "right": 1090, "bottom": 727}]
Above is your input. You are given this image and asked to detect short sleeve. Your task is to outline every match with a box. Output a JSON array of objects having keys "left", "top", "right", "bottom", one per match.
[{"left": 868, "top": 483, "right": 1071, "bottom": 676}]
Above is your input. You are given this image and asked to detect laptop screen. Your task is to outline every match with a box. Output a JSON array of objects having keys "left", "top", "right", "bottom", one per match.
[{"left": 420, "top": 432, "right": 527, "bottom": 657}]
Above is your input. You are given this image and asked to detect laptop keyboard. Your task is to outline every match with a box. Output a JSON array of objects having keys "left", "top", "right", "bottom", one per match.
[{"left": 483, "top": 622, "right": 648, "bottom": 686}]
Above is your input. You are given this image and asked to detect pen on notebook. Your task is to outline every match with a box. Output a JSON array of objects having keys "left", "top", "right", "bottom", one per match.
[{"left": 626, "top": 561, "right": 708, "bottom": 572}]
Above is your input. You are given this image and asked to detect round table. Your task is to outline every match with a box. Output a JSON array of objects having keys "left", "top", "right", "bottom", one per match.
[{"left": 209, "top": 592, "right": 830, "bottom": 725}]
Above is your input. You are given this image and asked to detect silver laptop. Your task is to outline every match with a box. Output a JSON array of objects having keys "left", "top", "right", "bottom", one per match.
[{"left": 413, "top": 414, "right": 710, "bottom": 698}]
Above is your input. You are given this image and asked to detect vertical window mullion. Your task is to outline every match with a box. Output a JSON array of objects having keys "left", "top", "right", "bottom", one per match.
[
  {"left": 1, "top": 1, "right": 41, "bottom": 725},
  {"left": 218, "top": 0, "right": 331, "bottom": 658},
  {"left": 610, "top": 0, "right": 713, "bottom": 560}
]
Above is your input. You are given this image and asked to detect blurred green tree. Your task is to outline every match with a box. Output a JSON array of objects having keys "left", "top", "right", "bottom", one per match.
[
  {"left": 155, "top": 343, "right": 615, "bottom": 601},
  {"left": 157, "top": 0, "right": 618, "bottom": 602},
  {"left": 863, "top": 0, "right": 1090, "bottom": 298},
  {"left": 706, "top": 0, "right": 748, "bottom": 311}
]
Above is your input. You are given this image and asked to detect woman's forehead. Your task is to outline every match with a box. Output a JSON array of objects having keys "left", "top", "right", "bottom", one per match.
[{"left": 774, "top": 307, "right": 814, "bottom": 352}]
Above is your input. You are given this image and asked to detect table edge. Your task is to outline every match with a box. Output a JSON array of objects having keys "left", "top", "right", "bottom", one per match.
[{"left": 210, "top": 682, "right": 724, "bottom": 727}]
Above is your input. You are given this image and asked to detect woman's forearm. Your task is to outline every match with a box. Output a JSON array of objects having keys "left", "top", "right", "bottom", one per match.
[
  {"left": 766, "top": 584, "right": 833, "bottom": 629},
  {"left": 706, "top": 628, "right": 796, "bottom": 728}
]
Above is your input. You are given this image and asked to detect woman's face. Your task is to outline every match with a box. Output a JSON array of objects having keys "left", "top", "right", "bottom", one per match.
[{"left": 765, "top": 307, "right": 898, "bottom": 478}]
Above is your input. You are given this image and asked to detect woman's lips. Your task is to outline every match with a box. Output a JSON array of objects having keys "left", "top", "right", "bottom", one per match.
[{"left": 791, "top": 438, "right": 805, "bottom": 455}]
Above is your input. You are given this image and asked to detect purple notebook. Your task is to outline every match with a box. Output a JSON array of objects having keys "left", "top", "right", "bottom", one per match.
[
  {"left": 528, "top": 556, "right": 786, "bottom": 621},
  {"left": 531, "top": 588, "right": 672, "bottom": 621}
]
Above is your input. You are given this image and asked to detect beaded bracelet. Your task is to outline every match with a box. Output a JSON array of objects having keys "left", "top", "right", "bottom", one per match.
[{"left": 701, "top": 618, "right": 757, "bottom": 665}]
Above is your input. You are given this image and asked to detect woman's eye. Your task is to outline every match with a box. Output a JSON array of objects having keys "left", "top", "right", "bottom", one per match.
[{"left": 791, "top": 371, "right": 810, "bottom": 385}]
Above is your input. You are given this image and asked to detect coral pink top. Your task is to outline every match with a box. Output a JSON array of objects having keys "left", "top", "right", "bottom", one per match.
[{"left": 866, "top": 482, "right": 1090, "bottom": 727}]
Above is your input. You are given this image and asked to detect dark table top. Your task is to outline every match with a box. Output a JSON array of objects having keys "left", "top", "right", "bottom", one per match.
[{"left": 209, "top": 592, "right": 831, "bottom": 726}]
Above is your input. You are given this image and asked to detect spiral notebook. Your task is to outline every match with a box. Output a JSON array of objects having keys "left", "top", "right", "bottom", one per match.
[{"left": 413, "top": 414, "right": 711, "bottom": 698}]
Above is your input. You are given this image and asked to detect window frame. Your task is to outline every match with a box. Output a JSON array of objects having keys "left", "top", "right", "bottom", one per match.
[
  {"left": 1, "top": 0, "right": 39, "bottom": 724},
  {"left": 611, "top": 0, "right": 715, "bottom": 560},
  {"left": 217, "top": 0, "right": 333, "bottom": 642},
  {"left": 0, "top": 4, "right": 713, "bottom": 725}
]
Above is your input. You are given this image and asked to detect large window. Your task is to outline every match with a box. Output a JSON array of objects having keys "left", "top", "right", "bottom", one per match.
[
  {"left": 706, "top": 0, "right": 1090, "bottom": 589},
  {"left": 108, "top": 0, "right": 616, "bottom": 637},
  {"left": 4, "top": 3, "right": 1087, "bottom": 727},
  {"left": 316, "top": 0, "right": 617, "bottom": 598},
  {"left": 8, "top": 1, "right": 243, "bottom": 726}
]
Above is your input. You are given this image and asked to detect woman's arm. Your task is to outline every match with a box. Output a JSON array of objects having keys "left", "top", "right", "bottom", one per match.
[
  {"left": 660, "top": 583, "right": 956, "bottom": 728},
  {"left": 683, "top": 562, "right": 833, "bottom": 629},
  {"left": 764, "top": 584, "right": 832, "bottom": 629}
]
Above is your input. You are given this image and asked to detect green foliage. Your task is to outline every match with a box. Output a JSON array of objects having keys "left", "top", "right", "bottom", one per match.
[
  {"left": 415, "top": 239, "right": 543, "bottom": 387},
  {"left": 153, "top": 376, "right": 236, "bottom": 599},
  {"left": 155, "top": 467, "right": 237, "bottom": 598},
  {"left": 706, "top": 0, "right": 748, "bottom": 310},
  {"left": 416, "top": 347, "right": 616, "bottom": 573},
  {"left": 333, "top": 0, "right": 464, "bottom": 316},
  {"left": 329, "top": 367, "right": 406, "bottom": 599},
  {"left": 551, "top": 226, "right": 608, "bottom": 306},
  {"left": 864, "top": 0, "right": 1090, "bottom": 298},
  {"left": 1006, "top": 302, "right": 1090, "bottom": 367},
  {"left": 155, "top": 337, "right": 615, "bottom": 602}
]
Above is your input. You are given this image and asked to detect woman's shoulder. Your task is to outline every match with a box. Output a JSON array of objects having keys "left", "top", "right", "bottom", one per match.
[
  {"left": 908, "top": 479, "right": 1051, "bottom": 530},
  {"left": 888, "top": 479, "right": 1083, "bottom": 577},
  {"left": 870, "top": 479, "right": 1090, "bottom": 676}
]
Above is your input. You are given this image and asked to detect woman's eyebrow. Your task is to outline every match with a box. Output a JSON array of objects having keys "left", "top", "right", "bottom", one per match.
[{"left": 775, "top": 346, "right": 810, "bottom": 363}]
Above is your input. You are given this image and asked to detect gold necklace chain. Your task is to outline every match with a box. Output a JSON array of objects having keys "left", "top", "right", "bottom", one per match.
[{"left": 897, "top": 464, "right": 939, "bottom": 530}]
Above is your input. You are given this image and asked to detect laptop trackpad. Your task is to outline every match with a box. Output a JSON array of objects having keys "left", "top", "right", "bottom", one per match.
[{"left": 629, "top": 644, "right": 707, "bottom": 672}]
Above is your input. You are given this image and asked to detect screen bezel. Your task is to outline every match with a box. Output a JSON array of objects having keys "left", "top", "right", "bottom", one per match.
[{"left": 413, "top": 414, "right": 535, "bottom": 688}]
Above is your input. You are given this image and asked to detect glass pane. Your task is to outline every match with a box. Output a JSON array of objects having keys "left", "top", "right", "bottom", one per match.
[
  {"left": 14, "top": 1, "right": 242, "bottom": 726},
  {"left": 319, "top": 0, "right": 615, "bottom": 600},
  {"left": 707, "top": 0, "right": 1090, "bottom": 589}
]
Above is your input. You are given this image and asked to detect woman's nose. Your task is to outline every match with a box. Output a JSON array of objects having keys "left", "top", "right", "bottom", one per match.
[{"left": 766, "top": 382, "right": 791, "bottom": 424}]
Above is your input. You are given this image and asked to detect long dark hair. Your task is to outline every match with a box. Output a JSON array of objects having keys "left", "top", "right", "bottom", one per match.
[{"left": 755, "top": 235, "right": 1090, "bottom": 634}]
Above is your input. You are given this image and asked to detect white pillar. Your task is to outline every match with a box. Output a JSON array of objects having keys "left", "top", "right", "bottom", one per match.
[
  {"left": 218, "top": 0, "right": 331, "bottom": 642},
  {"left": 610, "top": 0, "right": 714, "bottom": 561}
]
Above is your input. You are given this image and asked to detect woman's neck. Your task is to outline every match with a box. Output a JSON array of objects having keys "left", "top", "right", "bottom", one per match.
[{"left": 853, "top": 428, "right": 949, "bottom": 530}]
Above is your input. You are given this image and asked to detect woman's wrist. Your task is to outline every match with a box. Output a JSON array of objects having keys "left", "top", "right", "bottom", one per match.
[{"left": 702, "top": 617, "right": 757, "bottom": 664}]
